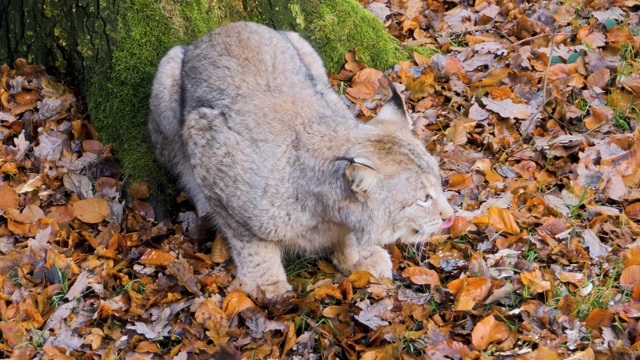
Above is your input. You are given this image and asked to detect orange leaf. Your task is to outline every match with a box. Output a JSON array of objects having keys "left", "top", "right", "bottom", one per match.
[
  {"left": 584, "top": 106, "right": 614, "bottom": 130},
  {"left": 472, "top": 206, "right": 520, "bottom": 235},
  {"left": 625, "top": 247, "right": 640, "bottom": 268},
  {"left": 129, "top": 181, "right": 150, "bottom": 200},
  {"left": 447, "top": 172, "right": 473, "bottom": 190},
  {"left": 520, "top": 270, "right": 551, "bottom": 293},
  {"left": 313, "top": 284, "right": 343, "bottom": 301},
  {"left": 194, "top": 298, "right": 226, "bottom": 324},
  {"left": 0, "top": 184, "right": 19, "bottom": 211},
  {"left": 472, "top": 159, "right": 503, "bottom": 184},
  {"left": 471, "top": 315, "right": 510, "bottom": 350},
  {"left": 626, "top": 203, "right": 640, "bottom": 221},
  {"left": 454, "top": 277, "right": 492, "bottom": 311},
  {"left": 222, "top": 290, "right": 255, "bottom": 317},
  {"left": 73, "top": 198, "right": 109, "bottom": 224},
  {"left": 346, "top": 270, "right": 373, "bottom": 288},
  {"left": 345, "top": 68, "right": 383, "bottom": 100},
  {"left": 402, "top": 267, "right": 440, "bottom": 286},
  {"left": 559, "top": 272, "right": 586, "bottom": 287},
  {"left": 211, "top": 233, "right": 231, "bottom": 263},
  {"left": 620, "top": 265, "right": 640, "bottom": 290},
  {"left": 138, "top": 248, "right": 176, "bottom": 266},
  {"left": 449, "top": 216, "right": 476, "bottom": 239},
  {"left": 557, "top": 294, "right": 577, "bottom": 316},
  {"left": 584, "top": 308, "right": 613, "bottom": 329}
]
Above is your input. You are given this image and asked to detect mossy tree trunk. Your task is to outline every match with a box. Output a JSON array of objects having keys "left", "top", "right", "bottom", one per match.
[{"left": 0, "top": 0, "right": 407, "bottom": 216}]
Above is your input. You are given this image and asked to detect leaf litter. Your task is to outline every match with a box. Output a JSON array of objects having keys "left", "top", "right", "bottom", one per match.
[{"left": 1, "top": 1, "right": 640, "bottom": 358}]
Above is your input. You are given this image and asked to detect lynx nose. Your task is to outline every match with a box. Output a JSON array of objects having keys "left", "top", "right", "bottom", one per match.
[
  {"left": 439, "top": 205, "right": 455, "bottom": 229},
  {"left": 440, "top": 215, "right": 454, "bottom": 229}
]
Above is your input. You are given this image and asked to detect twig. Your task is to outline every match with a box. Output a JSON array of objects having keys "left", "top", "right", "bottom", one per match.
[
  {"left": 522, "top": 27, "right": 558, "bottom": 136},
  {"left": 508, "top": 33, "right": 553, "bottom": 48}
]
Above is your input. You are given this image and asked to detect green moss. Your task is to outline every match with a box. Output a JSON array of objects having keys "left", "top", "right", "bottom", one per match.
[
  {"left": 245, "top": 0, "right": 408, "bottom": 72},
  {"left": 299, "top": 0, "right": 408, "bottom": 72},
  {"left": 83, "top": 0, "right": 410, "bottom": 214},
  {"left": 410, "top": 45, "right": 441, "bottom": 59},
  {"left": 86, "top": 0, "right": 240, "bottom": 210}
]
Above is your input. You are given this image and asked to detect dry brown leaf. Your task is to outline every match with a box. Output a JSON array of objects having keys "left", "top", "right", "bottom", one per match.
[
  {"left": 402, "top": 267, "right": 441, "bottom": 286},
  {"left": 129, "top": 181, "right": 151, "bottom": 200},
  {"left": 472, "top": 159, "right": 503, "bottom": 183},
  {"left": 483, "top": 98, "right": 532, "bottom": 119},
  {"left": 0, "top": 184, "right": 19, "bottom": 211},
  {"left": 584, "top": 308, "right": 613, "bottom": 329},
  {"left": 413, "top": 51, "right": 430, "bottom": 66},
  {"left": 472, "top": 206, "right": 520, "bottom": 235},
  {"left": 559, "top": 272, "right": 586, "bottom": 287},
  {"left": 471, "top": 315, "right": 510, "bottom": 350},
  {"left": 520, "top": 270, "right": 551, "bottom": 293},
  {"left": 446, "top": 118, "right": 467, "bottom": 146},
  {"left": 624, "top": 246, "right": 640, "bottom": 267},
  {"left": 625, "top": 203, "right": 640, "bottom": 220},
  {"left": 73, "top": 198, "right": 109, "bottom": 224},
  {"left": 620, "top": 265, "right": 640, "bottom": 290},
  {"left": 211, "top": 233, "right": 231, "bottom": 263},
  {"left": 346, "top": 270, "right": 373, "bottom": 288},
  {"left": 454, "top": 277, "right": 492, "bottom": 311},
  {"left": 447, "top": 173, "right": 473, "bottom": 190},
  {"left": 557, "top": 294, "right": 577, "bottom": 316},
  {"left": 222, "top": 291, "right": 255, "bottom": 317},
  {"left": 138, "top": 248, "right": 176, "bottom": 266},
  {"left": 584, "top": 106, "right": 614, "bottom": 130},
  {"left": 345, "top": 68, "right": 383, "bottom": 100},
  {"left": 314, "top": 284, "right": 343, "bottom": 301}
]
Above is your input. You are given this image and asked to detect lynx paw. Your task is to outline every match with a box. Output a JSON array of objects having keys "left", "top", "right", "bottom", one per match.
[
  {"left": 353, "top": 246, "right": 393, "bottom": 279},
  {"left": 334, "top": 245, "right": 393, "bottom": 279},
  {"left": 229, "top": 277, "right": 293, "bottom": 302}
]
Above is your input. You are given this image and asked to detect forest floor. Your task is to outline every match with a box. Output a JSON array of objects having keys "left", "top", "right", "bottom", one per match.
[{"left": 1, "top": 0, "right": 640, "bottom": 359}]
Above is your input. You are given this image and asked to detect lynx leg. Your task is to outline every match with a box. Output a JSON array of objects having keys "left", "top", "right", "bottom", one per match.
[
  {"left": 332, "top": 234, "right": 393, "bottom": 279},
  {"left": 227, "top": 237, "right": 292, "bottom": 300},
  {"left": 208, "top": 200, "right": 292, "bottom": 300}
]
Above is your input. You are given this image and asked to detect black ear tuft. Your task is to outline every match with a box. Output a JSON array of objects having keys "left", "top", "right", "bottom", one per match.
[{"left": 384, "top": 76, "right": 406, "bottom": 113}]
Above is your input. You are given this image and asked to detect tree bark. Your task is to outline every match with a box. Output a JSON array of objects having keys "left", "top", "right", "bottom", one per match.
[{"left": 0, "top": 0, "right": 407, "bottom": 216}]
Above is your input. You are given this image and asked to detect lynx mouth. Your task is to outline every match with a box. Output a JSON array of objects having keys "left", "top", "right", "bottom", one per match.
[{"left": 440, "top": 215, "right": 454, "bottom": 229}]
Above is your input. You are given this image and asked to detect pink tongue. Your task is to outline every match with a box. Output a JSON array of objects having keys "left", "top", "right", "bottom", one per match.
[{"left": 440, "top": 216, "right": 454, "bottom": 229}]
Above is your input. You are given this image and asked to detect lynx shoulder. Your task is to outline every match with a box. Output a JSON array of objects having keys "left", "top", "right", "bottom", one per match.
[{"left": 148, "top": 22, "right": 454, "bottom": 300}]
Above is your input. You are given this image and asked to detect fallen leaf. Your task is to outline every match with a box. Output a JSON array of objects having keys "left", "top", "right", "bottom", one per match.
[
  {"left": 73, "top": 198, "right": 109, "bottom": 224},
  {"left": 222, "top": 291, "right": 255, "bottom": 317},
  {"left": 346, "top": 270, "right": 373, "bottom": 288},
  {"left": 402, "top": 267, "right": 441, "bottom": 285},
  {"left": 471, "top": 315, "right": 510, "bottom": 350},
  {"left": 620, "top": 265, "right": 640, "bottom": 290}
]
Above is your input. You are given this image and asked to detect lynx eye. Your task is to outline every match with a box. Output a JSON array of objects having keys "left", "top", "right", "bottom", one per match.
[{"left": 416, "top": 194, "right": 432, "bottom": 207}]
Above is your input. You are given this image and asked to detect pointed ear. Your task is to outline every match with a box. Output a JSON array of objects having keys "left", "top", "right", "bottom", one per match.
[
  {"left": 345, "top": 159, "right": 379, "bottom": 197},
  {"left": 368, "top": 77, "right": 411, "bottom": 132}
]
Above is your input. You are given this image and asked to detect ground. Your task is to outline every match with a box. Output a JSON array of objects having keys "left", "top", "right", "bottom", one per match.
[{"left": 0, "top": 0, "right": 640, "bottom": 359}]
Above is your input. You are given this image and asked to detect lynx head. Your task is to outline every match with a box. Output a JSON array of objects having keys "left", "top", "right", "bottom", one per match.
[{"left": 343, "top": 79, "right": 454, "bottom": 243}]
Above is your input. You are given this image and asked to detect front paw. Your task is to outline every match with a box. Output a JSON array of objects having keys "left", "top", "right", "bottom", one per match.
[
  {"left": 353, "top": 246, "right": 393, "bottom": 279},
  {"left": 229, "top": 277, "right": 293, "bottom": 302}
]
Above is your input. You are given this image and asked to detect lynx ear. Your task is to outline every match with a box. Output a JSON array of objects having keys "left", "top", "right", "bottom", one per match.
[
  {"left": 345, "top": 159, "right": 379, "bottom": 197},
  {"left": 369, "top": 77, "right": 411, "bottom": 132}
]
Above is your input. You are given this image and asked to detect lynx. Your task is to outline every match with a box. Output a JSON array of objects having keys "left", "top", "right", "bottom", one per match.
[{"left": 148, "top": 22, "right": 454, "bottom": 300}]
